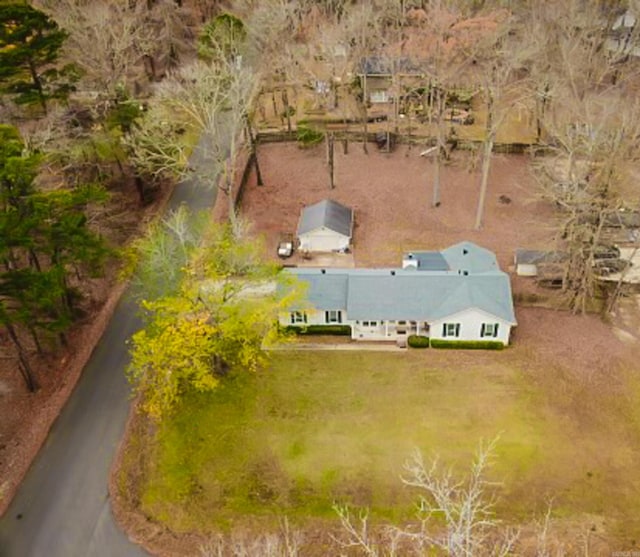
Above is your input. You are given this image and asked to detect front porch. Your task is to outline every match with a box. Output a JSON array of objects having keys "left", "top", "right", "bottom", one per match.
[{"left": 352, "top": 319, "right": 430, "bottom": 341}]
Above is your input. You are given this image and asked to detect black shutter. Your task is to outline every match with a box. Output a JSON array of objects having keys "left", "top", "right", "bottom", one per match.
[
  {"left": 455, "top": 324, "right": 460, "bottom": 337},
  {"left": 442, "top": 323, "right": 447, "bottom": 337},
  {"left": 338, "top": 311, "right": 342, "bottom": 323},
  {"left": 480, "top": 324, "right": 485, "bottom": 337},
  {"left": 304, "top": 312, "right": 308, "bottom": 323},
  {"left": 291, "top": 312, "right": 295, "bottom": 324},
  {"left": 494, "top": 324, "right": 499, "bottom": 338},
  {"left": 325, "top": 311, "right": 329, "bottom": 323}
]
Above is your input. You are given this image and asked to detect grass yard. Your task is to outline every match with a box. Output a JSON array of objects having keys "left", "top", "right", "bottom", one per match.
[{"left": 135, "top": 349, "right": 640, "bottom": 546}]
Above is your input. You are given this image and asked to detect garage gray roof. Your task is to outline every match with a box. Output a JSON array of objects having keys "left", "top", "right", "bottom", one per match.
[{"left": 297, "top": 199, "right": 353, "bottom": 237}]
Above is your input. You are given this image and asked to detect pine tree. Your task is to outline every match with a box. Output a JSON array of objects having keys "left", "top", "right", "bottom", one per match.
[{"left": 0, "top": 3, "right": 76, "bottom": 113}]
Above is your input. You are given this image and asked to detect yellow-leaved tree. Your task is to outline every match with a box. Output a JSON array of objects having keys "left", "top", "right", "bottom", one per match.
[{"left": 126, "top": 208, "right": 302, "bottom": 420}]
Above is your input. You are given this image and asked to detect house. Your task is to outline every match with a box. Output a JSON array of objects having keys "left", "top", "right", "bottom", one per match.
[
  {"left": 297, "top": 199, "right": 353, "bottom": 253},
  {"left": 282, "top": 241, "right": 517, "bottom": 345},
  {"left": 357, "top": 56, "right": 423, "bottom": 105}
]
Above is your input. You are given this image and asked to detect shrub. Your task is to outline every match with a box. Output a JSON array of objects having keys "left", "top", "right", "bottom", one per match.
[
  {"left": 430, "top": 339, "right": 504, "bottom": 350},
  {"left": 296, "top": 121, "right": 324, "bottom": 147},
  {"left": 407, "top": 335, "right": 430, "bottom": 348},
  {"left": 284, "top": 324, "right": 351, "bottom": 336}
]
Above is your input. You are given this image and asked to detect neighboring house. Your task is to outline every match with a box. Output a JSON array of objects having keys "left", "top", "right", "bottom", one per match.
[
  {"left": 297, "top": 199, "right": 353, "bottom": 253},
  {"left": 357, "top": 56, "right": 423, "bottom": 105},
  {"left": 282, "top": 241, "right": 517, "bottom": 345}
]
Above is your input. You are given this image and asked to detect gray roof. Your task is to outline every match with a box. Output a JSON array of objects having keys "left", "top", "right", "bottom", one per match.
[
  {"left": 515, "top": 249, "right": 567, "bottom": 265},
  {"left": 297, "top": 199, "right": 353, "bottom": 237},
  {"left": 358, "top": 56, "right": 423, "bottom": 75},
  {"left": 403, "top": 251, "right": 450, "bottom": 271},
  {"left": 284, "top": 242, "right": 516, "bottom": 324},
  {"left": 290, "top": 269, "right": 349, "bottom": 310},
  {"left": 440, "top": 241, "right": 498, "bottom": 273}
]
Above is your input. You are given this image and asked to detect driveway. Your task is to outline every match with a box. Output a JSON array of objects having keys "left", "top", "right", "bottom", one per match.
[{"left": 0, "top": 134, "right": 221, "bottom": 557}]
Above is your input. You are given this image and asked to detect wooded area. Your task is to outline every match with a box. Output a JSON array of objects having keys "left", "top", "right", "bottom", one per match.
[
  {"left": 3, "top": 0, "right": 640, "bottom": 554},
  {"left": 2, "top": 0, "right": 639, "bottom": 390}
]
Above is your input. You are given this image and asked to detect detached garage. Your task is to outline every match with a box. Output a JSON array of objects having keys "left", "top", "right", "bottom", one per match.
[{"left": 297, "top": 199, "right": 353, "bottom": 253}]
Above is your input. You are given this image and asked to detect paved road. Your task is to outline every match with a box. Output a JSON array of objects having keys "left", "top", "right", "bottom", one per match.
[{"left": 0, "top": 135, "right": 219, "bottom": 557}]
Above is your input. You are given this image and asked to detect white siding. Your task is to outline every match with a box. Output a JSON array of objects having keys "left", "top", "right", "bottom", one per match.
[
  {"left": 298, "top": 227, "right": 350, "bottom": 252},
  {"left": 279, "top": 309, "right": 354, "bottom": 328},
  {"left": 430, "top": 308, "right": 513, "bottom": 345}
]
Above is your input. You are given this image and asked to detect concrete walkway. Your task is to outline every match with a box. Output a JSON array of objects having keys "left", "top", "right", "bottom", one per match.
[{"left": 271, "top": 342, "right": 408, "bottom": 351}]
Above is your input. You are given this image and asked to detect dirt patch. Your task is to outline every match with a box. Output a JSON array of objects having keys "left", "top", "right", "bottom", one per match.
[{"left": 242, "top": 141, "right": 555, "bottom": 272}]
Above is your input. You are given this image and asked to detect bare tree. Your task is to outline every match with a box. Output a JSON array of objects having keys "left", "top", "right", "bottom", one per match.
[
  {"left": 533, "top": 87, "right": 640, "bottom": 313},
  {"left": 199, "top": 518, "right": 303, "bottom": 557},
  {"left": 152, "top": 51, "right": 260, "bottom": 234},
  {"left": 334, "top": 438, "right": 519, "bottom": 556},
  {"left": 35, "top": 0, "right": 192, "bottom": 98}
]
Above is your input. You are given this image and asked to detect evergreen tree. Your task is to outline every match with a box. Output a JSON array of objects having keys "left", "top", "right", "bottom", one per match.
[
  {"left": 0, "top": 3, "right": 76, "bottom": 113},
  {"left": 0, "top": 125, "right": 109, "bottom": 391}
]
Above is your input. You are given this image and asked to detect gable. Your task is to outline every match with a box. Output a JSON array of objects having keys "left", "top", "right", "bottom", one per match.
[{"left": 297, "top": 199, "right": 353, "bottom": 237}]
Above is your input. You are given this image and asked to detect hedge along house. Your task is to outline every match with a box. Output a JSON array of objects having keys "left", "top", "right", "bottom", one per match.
[
  {"left": 297, "top": 199, "right": 353, "bottom": 253},
  {"left": 281, "top": 241, "right": 517, "bottom": 345}
]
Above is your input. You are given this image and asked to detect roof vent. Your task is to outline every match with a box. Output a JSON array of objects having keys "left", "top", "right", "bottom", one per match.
[
  {"left": 321, "top": 269, "right": 326, "bottom": 274},
  {"left": 408, "top": 253, "right": 414, "bottom": 259},
  {"left": 391, "top": 270, "right": 396, "bottom": 276},
  {"left": 463, "top": 270, "right": 468, "bottom": 276},
  {"left": 463, "top": 248, "right": 468, "bottom": 255}
]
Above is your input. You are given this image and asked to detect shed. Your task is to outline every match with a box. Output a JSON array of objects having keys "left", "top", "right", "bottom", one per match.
[
  {"left": 297, "top": 199, "right": 353, "bottom": 253},
  {"left": 514, "top": 249, "right": 566, "bottom": 277}
]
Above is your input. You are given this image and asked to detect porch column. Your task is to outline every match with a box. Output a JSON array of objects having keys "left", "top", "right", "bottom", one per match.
[
  {"left": 385, "top": 320, "right": 389, "bottom": 337},
  {"left": 416, "top": 321, "right": 420, "bottom": 336}
]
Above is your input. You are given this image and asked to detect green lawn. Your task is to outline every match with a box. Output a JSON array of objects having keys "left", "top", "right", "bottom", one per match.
[{"left": 136, "top": 351, "right": 640, "bottom": 540}]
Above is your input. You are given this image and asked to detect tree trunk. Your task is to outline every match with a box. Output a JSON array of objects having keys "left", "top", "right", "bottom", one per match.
[
  {"left": 282, "top": 88, "right": 292, "bottom": 133},
  {"left": 362, "top": 75, "right": 369, "bottom": 154},
  {"left": 271, "top": 91, "right": 278, "bottom": 123},
  {"left": 3, "top": 316, "right": 38, "bottom": 392},
  {"left": 327, "top": 133, "right": 335, "bottom": 189},
  {"left": 474, "top": 134, "right": 495, "bottom": 230},
  {"left": 144, "top": 54, "right": 157, "bottom": 81},
  {"left": 29, "top": 248, "right": 42, "bottom": 272},
  {"left": 134, "top": 175, "right": 146, "bottom": 205},
  {"left": 27, "top": 57, "right": 47, "bottom": 115},
  {"left": 475, "top": 89, "right": 495, "bottom": 230},
  {"left": 432, "top": 90, "right": 446, "bottom": 208},
  {"left": 245, "top": 118, "right": 263, "bottom": 186}
]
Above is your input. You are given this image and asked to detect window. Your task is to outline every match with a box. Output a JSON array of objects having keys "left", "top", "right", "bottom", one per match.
[
  {"left": 398, "top": 320, "right": 406, "bottom": 325},
  {"left": 442, "top": 323, "right": 460, "bottom": 338},
  {"left": 370, "top": 90, "right": 389, "bottom": 103},
  {"left": 326, "top": 310, "right": 342, "bottom": 324},
  {"left": 481, "top": 323, "right": 499, "bottom": 338},
  {"left": 290, "top": 311, "right": 307, "bottom": 324},
  {"left": 370, "top": 321, "right": 377, "bottom": 326}
]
